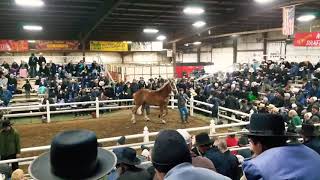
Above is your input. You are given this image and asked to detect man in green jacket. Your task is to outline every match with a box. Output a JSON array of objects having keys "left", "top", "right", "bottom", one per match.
[{"left": 0, "top": 120, "right": 21, "bottom": 171}]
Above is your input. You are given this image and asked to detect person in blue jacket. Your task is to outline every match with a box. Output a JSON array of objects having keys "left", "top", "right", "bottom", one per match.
[
  {"left": 0, "top": 88, "right": 12, "bottom": 107},
  {"left": 242, "top": 113, "right": 320, "bottom": 180}
]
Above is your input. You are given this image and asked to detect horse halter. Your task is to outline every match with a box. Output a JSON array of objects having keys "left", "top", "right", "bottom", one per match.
[{"left": 168, "top": 79, "right": 178, "bottom": 94}]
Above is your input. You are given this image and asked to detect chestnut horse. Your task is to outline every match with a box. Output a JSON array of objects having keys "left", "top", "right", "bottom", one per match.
[{"left": 131, "top": 79, "right": 177, "bottom": 124}]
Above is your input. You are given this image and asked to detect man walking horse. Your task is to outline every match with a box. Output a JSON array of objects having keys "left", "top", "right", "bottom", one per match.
[{"left": 131, "top": 79, "right": 177, "bottom": 124}]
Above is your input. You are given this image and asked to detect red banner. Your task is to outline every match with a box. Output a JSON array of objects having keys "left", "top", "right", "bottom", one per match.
[
  {"left": 0, "top": 40, "right": 29, "bottom": 52},
  {"left": 35, "top": 40, "right": 80, "bottom": 50},
  {"left": 294, "top": 32, "right": 320, "bottom": 47},
  {"left": 175, "top": 66, "right": 204, "bottom": 78}
]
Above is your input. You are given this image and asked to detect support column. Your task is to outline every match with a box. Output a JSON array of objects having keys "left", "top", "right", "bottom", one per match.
[
  {"left": 263, "top": 33, "right": 268, "bottom": 61},
  {"left": 81, "top": 40, "right": 86, "bottom": 61},
  {"left": 197, "top": 46, "right": 201, "bottom": 63},
  {"left": 172, "top": 42, "right": 177, "bottom": 78},
  {"left": 233, "top": 38, "right": 238, "bottom": 63}
]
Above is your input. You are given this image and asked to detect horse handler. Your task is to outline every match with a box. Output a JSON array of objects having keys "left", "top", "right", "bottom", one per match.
[{"left": 177, "top": 88, "right": 190, "bottom": 123}]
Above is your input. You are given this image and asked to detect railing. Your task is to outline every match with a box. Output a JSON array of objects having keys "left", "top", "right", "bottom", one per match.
[
  {"left": 0, "top": 120, "right": 250, "bottom": 165},
  {"left": 0, "top": 94, "right": 252, "bottom": 166}
]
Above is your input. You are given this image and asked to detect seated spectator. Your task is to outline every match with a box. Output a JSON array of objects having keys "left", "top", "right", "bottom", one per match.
[
  {"left": 0, "top": 164, "right": 10, "bottom": 180},
  {"left": 11, "top": 169, "right": 25, "bottom": 180},
  {"left": 28, "top": 130, "right": 116, "bottom": 179},
  {"left": 214, "top": 139, "right": 240, "bottom": 180},
  {"left": 311, "top": 105, "right": 320, "bottom": 119},
  {"left": 298, "top": 123, "right": 320, "bottom": 154},
  {"left": 304, "top": 112, "right": 313, "bottom": 123},
  {"left": 225, "top": 133, "right": 238, "bottom": 155},
  {"left": 237, "top": 136, "right": 252, "bottom": 159},
  {"left": 195, "top": 132, "right": 236, "bottom": 179},
  {"left": 242, "top": 113, "right": 320, "bottom": 180},
  {"left": 113, "top": 136, "right": 126, "bottom": 156},
  {"left": 116, "top": 147, "right": 152, "bottom": 180},
  {"left": 177, "top": 129, "right": 216, "bottom": 171},
  {"left": 287, "top": 109, "right": 302, "bottom": 132},
  {"left": 152, "top": 130, "right": 230, "bottom": 180}
]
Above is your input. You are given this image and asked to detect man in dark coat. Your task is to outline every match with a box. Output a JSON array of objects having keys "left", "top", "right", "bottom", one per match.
[
  {"left": 0, "top": 120, "right": 21, "bottom": 171},
  {"left": 215, "top": 139, "right": 240, "bottom": 180},
  {"left": 195, "top": 132, "right": 235, "bottom": 178},
  {"left": 38, "top": 53, "right": 46, "bottom": 66},
  {"left": 298, "top": 123, "right": 320, "bottom": 154},
  {"left": 28, "top": 53, "right": 38, "bottom": 77},
  {"left": 130, "top": 80, "right": 139, "bottom": 94},
  {"left": 116, "top": 147, "right": 152, "bottom": 180}
]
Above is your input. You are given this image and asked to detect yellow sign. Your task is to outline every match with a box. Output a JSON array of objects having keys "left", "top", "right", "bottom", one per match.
[{"left": 90, "top": 41, "right": 128, "bottom": 51}]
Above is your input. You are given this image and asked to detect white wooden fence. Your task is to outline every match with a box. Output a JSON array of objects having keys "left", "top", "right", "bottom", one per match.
[{"left": 0, "top": 95, "right": 252, "bottom": 166}]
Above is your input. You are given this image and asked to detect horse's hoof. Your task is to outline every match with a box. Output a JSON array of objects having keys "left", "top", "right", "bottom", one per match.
[
  {"left": 161, "top": 120, "right": 166, "bottom": 124},
  {"left": 145, "top": 118, "right": 150, "bottom": 121},
  {"left": 131, "top": 120, "right": 136, "bottom": 124}
]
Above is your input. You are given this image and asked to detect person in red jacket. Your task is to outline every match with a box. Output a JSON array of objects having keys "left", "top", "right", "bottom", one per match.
[{"left": 225, "top": 133, "right": 238, "bottom": 155}]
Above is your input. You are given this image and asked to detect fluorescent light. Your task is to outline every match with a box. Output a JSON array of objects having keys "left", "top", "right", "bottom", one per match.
[
  {"left": 232, "top": 34, "right": 239, "bottom": 37},
  {"left": 28, "top": 40, "right": 36, "bottom": 43},
  {"left": 254, "top": 0, "right": 274, "bottom": 3},
  {"left": 184, "top": 43, "right": 189, "bottom": 47},
  {"left": 183, "top": 6, "right": 205, "bottom": 15},
  {"left": 23, "top": 25, "right": 43, "bottom": 31},
  {"left": 143, "top": 28, "right": 159, "bottom": 34},
  {"left": 192, "top": 21, "right": 206, "bottom": 28},
  {"left": 156, "top": 35, "right": 166, "bottom": 41},
  {"left": 297, "top": 14, "right": 316, "bottom": 22},
  {"left": 193, "top": 41, "right": 202, "bottom": 45},
  {"left": 15, "top": 0, "right": 44, "bottom": 7}
]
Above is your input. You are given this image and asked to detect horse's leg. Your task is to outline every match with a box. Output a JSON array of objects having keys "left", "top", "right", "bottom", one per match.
[
  {"left": 131, "top": 104, "right": 138, "bottom": 124},
  {"left": 143, "top": 104, "right": 150, "bottom": 121},
  {"left": 159, "top": 105, "right": 166, "bottom": 124},
  {"left": 164, "top": 105, "right": 168, "bottom": 117}
]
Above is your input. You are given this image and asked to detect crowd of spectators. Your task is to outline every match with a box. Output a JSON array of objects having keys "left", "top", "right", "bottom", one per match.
[{"left": 1, "top": 56, "right": 320, "bottom": 179}]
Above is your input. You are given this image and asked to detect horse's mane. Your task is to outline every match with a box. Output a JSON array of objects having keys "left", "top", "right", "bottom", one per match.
[{"left": 153, "top": 81, "right": 170, "bottom": 93}]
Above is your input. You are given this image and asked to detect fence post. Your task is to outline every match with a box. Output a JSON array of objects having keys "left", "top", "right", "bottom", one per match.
[
  {"left": 209, "top": 120, "right": 216, "bottom": 136},
  {"left": 46, "top": 100, "right": 51, "bottom": 123},
  {"left": 96, "top": 97, "right": 100, "bottom": 119},
  {"left": 171, "top": 93, "right": 174, "bottom": 109},
  {"left": 143, "top": 126, "right": 149, "bottom": 143},
  {"left": 190, "top": 95, "right": 194, "bottom": 116}
]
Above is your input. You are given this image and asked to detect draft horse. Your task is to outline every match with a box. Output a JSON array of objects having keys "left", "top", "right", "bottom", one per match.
[{"left": 131, "top": 79, "right": 177, "bottom": 124}]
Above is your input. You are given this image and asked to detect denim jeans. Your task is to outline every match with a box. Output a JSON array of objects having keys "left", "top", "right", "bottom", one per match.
[
  {"left": 29, "top": 66, "right": 37, "bottom": 77},
  {"left": 179, "top": 107, "right": 188, "bottom": 122}
]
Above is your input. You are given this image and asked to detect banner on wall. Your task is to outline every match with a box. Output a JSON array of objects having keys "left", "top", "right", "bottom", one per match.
[
  {"left": 130, "top": 41, "right": 163, "bottom": 51},
  {"left": 282, "top": 6, "right": 295, "bottom": 36},
  {"left": 131, "top": 42, "right": 152, "bottom": 51},
  {"left": 0, "top": 40, "right": 29, "bottom": 52},
  {"left": 35, "top": 40, "right": 80, "bottom": 50},
  {"left": 90, "top": 41, "right": 128, "bottom": 51},
  {"left": 294, "top": 32, "right": 320, "bottom": 47}
]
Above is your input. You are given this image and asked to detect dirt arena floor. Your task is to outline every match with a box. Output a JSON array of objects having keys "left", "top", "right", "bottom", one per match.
[{"left": 13, "top": 109, "right": 214, "bottom": 157}]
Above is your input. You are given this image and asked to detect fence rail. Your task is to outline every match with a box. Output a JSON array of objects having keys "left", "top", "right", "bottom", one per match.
[{"left": 0, "top": 94, "right": 253, "bottom": 166}]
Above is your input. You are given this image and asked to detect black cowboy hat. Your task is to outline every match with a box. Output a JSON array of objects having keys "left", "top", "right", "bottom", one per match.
[
  {"left": 29, "top": 130, "right": 116, "bottom": 180},
  {"left": 152, "top": 130, "right": 191, "bottom": 167},
  {"left": 117, "top": 136, "right": 126, "bottom": 145},
  {"left": 297, "top": 123, "right": 319, "bottom": 137},
  {"left": 116, "top": 147, "right": 141, "bottom": 166},
  {"left": 195, "top": 132, "right": 214, "bottom": 146},
  {"left": 1, "top": 120, "right": 13, "bottom": 128},
  {"left": 244, "top": 113, "right": 298, "bottom": 137}
]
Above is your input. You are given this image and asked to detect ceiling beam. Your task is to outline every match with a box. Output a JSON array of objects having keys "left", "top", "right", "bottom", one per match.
[
  {"left": 79, "top": 0, "right": 124, "bottom": 42},
  {"left": 169, "top": 0, "right": 318, "bottom": 44}
]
